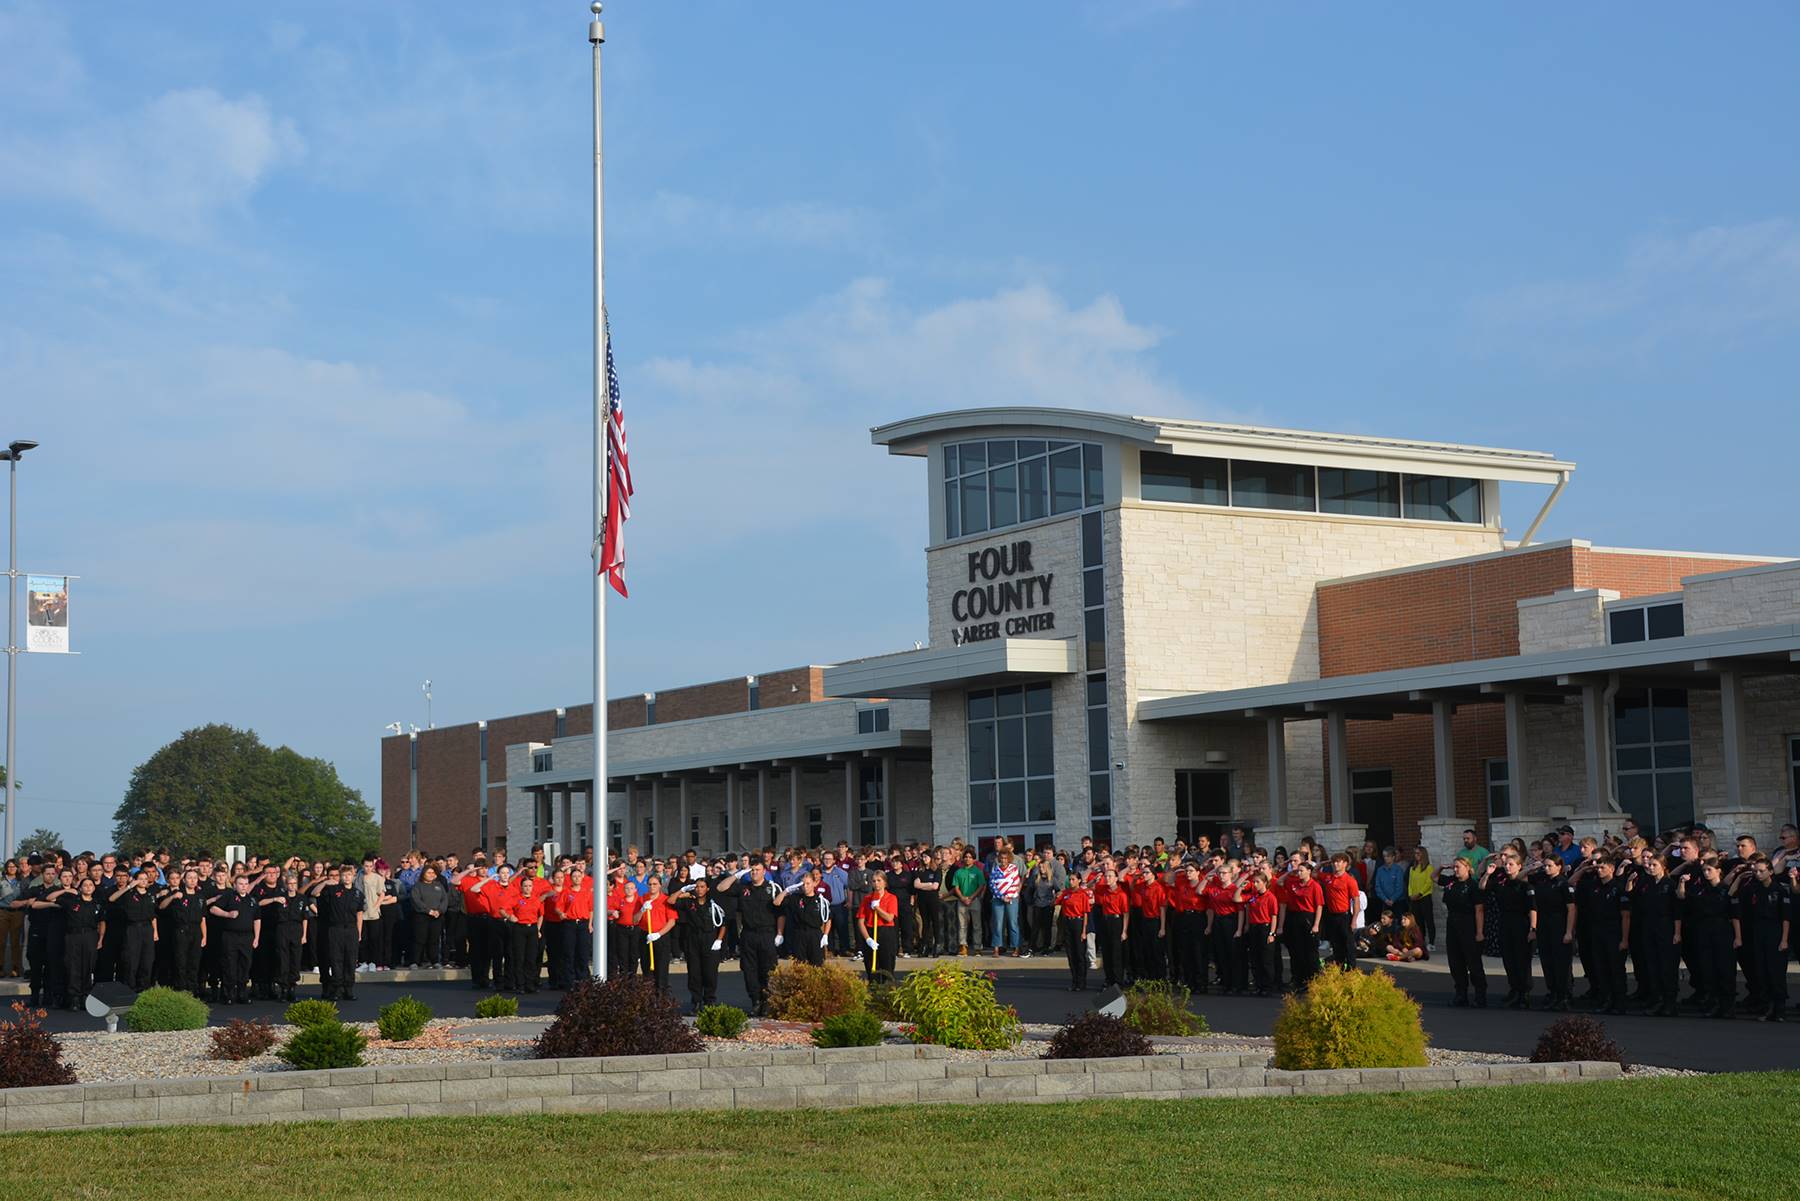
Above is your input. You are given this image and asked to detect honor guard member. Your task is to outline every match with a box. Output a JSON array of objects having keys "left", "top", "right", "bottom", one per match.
[
  {"left": 199, "top": 865, "right": 231, "bottom": 1000},
  {"left": 313, "top": 864, "right": 364, "bottom": 1001},
  {"left": 1628, "top": 853, "right": 1680, "bottom": 1016},
  {"left": 674, "top": 877, "right": 728, "bottom": 1012},
  {"left": 1733, "top": 855, "right": 1790, "bottom": 1021},
  {"left": 1679, "top": 856, "right": 1737, "bottom": 1018},
  {"left": 785, "top": 874, "right": 831, "bottom": 967},
  {"left": 1276, "top": 860, "right": 1324, "bottom": 991},
  {"left": 636, "top": 875, "right": 679, "bottom": 996},
  {"left": 19, "top": 867, "right": 72, "bottom": 1009},
  {"left": 249, "top": 862, "right": 285, "bottom": 999},
  {"left": 58, "top": 877, "right": 103, "bottom": 1010},
  {"left": 857, "top": 870, "right": 900, "bottom": 981},
  {"left": 93, "top": 867, "right": 129, "bottom": 984},
  {"left": 720, "top": 862, "right": 784, "bottom": 1016},
  {"left": 110, "top": 869, "right": 160, "bottom": 991},
  {"left": 158, "top": 870, "right": 207, "bottom": 995},
  {"left": 1090, "top": 864, "right": 1132, "bottom": 989},
  {"left": 1482, "top": 853, "right": 1534, "bottom": 1008},
  {"left": 1528, "top": 855, "right": 1576, "bottom": 1011},
  {"left": 1053, "top": 874, "right": 1092, "bottom": 991},
  {"left": 1582, "top": 854, "right": 1632, "bottom": 1014},
  {"left": 207, "top": 876, "right": 260, "bottom": 1005},
  {"left": 271, "top": 874, "right": 308, "bottom": 1001},
  {"left": 1436, "top": 856, "right": 1487, "bottom": 1007}
]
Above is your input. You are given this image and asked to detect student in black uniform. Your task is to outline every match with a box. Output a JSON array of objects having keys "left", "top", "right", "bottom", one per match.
[
  {"left": 1581, "top": 854, "right": 1632, "bottom": 1014},
  {"left": 1436, "top": 856, "right": 1486, "bottom": 1007},
  {"left": 1628, "top": 853, "right": 1680, "bottom": 1016},
  {"left": 719, "top": 863, "right": 784, "bottom": 1016},
  {"left": 1528, "top": 855, "right": 1576, "bottom": 1011},
  {"left": 271, "top": 873, "right": 308, "bottom": 1002},
  {"left": 674, "top": 876, "right": 728, "bottom": 1013},
  {"left": 1733, "top": 855, "right": 1790, "bottom": 1022},
  {"left": 109, "top": 869, "right": 160, "bottom": 991},
  {"left": 785, "top": 874, "right": 831, "bottom": 967},
  {"left": 248, "top": 863, "right": 285, "bottom": 1000},
  {"left": 59, "top": 877, "right": 104, "bottom": 1011},
  {"left": 207, "top": 876, "right": 260, "bottom": 1004},
  {"left": 311, "top": 864, "right": 364, "bottom": 1001},
  {"left": 1678, "top": 854, "right": 1737, "bottom": 1019},
  {"left": 20, "top": 867, "right": 73, "bottom": 1010},
  {"left": 1482, "top": 852, "right": 1533, "bottom": 1009},
  {"left": 199, "top": 866, "right": 231, "bottom": 1000},
  {"left": 94, "top": 866, "right": 129, "bottom": 985},
  {"left": 157, "top": 870, "right": 208, "bottom": 995}
]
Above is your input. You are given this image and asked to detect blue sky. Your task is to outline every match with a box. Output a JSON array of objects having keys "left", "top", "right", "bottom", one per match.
[{"left": 3, "top": 1, "right": 1797, "bottom": 852}]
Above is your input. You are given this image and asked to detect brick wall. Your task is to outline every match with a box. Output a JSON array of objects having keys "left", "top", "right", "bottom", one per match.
[
  {"left": 760, "top": 666, "right": 825, "bottom": 707},
  {"left": 656, "top": 677, "right": 751, "bottom": 724},
  {"left": 410, "top": 723, "right": 481, "bottom": 861},
  {"left": 379, "top": 737, "right": 411, "bottom": 861},
  {"left": 1577, "top": 547, "right": 1771, "bottom": 597}
]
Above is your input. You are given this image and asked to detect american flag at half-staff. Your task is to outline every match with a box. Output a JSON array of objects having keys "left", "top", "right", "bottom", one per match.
[{"left": 599, "top": 310, "right": 633, "bottom": 597}]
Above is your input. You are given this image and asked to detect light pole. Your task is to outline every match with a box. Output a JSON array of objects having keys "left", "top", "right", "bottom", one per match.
[
  {"left": 422, "top": 679, "right": 433, "bottom": 730},
  {"left": 2, "top": 438, "right": 40, "bottom": 862}
]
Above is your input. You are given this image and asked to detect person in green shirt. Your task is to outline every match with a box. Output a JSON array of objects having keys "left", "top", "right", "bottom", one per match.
[
  {"left": 948, "top": 849, "right": 987, "bottom": 955},
  {"left": 1455, "top": 829, "right": 1490, "bottom": 868}
]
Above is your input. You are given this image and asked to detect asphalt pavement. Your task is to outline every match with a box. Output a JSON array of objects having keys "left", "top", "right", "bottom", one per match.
[{"left": 28, "top": 956, "right": 1799, "bottom": 1074}]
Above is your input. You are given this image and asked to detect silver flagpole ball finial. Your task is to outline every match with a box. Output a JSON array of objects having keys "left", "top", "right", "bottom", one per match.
[{"left": 591, "top": 2, "right": 602, "bottom": 14}]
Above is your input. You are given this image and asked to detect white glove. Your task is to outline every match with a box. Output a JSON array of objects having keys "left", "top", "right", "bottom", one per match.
[
  {"left": 646, "top": 929, "right": 662, "bottom": 943},
  {"left": 711, "top": 938, "right": 723, "bottom": 952},
  {"left": 820, "top": 934, "right": 828, "bottom": 948},
  {"left": 865, "top": 936, "right": 877, "bottom": 950},
  {"left": 774, "top": 934, "right": 784, "bottom": 947}
]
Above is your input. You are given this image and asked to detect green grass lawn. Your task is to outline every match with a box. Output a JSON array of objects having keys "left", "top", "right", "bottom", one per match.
[{"left": 6, "top": 1074, "right": 1794, "bottom": 1199}]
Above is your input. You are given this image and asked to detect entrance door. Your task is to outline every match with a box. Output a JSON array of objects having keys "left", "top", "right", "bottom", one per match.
[{"left": 1351, "top": 769, "right": 1395, "bottom": 849}]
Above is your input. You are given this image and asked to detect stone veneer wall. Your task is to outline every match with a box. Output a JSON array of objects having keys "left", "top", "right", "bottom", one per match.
[{"left": 0, "top": 1045, "right": 1623, "bottom": 1132}]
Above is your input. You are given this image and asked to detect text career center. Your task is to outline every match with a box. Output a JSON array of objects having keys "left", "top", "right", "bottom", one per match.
[{"left": 948, "top": 540, "right": 1057, "bottom": 645}]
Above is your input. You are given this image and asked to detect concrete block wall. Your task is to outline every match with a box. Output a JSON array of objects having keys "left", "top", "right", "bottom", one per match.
[
  {"left": 1517, "top": 589, "right": 1615, "bottom": 654},
  {"left": 0, "top": 1047, "right": 1624, "bottom": 1132}
]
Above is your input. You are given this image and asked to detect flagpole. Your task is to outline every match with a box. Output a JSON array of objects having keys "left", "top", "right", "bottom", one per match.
[{"left": 588, "top": 0, "right": 609, "bottom": 982}]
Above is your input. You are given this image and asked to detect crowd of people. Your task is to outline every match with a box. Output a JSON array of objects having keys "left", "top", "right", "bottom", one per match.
[{"left": 1, "top": 818, "right": 1793, "bottom": 1023}]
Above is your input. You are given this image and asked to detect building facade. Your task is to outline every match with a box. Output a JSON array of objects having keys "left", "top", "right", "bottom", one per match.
[{"left": 385, "top": 407, "right": 1800, "bottom": 869}]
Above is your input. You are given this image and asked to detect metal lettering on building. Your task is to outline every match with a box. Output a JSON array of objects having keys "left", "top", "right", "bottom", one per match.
[{"left": 949, "top": 540, "right": 1055, "bottom": 645}]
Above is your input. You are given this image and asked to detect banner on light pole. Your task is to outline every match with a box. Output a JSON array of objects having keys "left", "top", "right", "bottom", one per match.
[{"left": 25, "top": 575, "right": 70, "bottom": 654}]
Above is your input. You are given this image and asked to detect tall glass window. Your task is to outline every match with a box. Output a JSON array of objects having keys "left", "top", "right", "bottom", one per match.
[
  {"left": 1174, "top": 770, "right": 1231, "bottom": 846},
  {"left": 1485, "top": 759, "right": 1510, "bottom": 819},
  {"left": 943, "top": 439, "right": 1103, "bottom": 539},
  {"left": 1403, "top": 475, "right": 1482, "bottom": 523},
  {"left": 858, "top": 760, "right": 887, "bottom": 846},
  {"left": 967, "top": 683, "right": 1054, "bottom": 829},
  {"left": 1319, "top": 469, "right": 1401, "bottom": 518},
  {"left": 1137, "top": 449, "right": 1481, "bottom": 525},
  {"left": 1081, "top": 510, "right": 1112, "bottom": 844},
  {"left": 1614, "top": 688, "right": 1692, "bottom": 832}
]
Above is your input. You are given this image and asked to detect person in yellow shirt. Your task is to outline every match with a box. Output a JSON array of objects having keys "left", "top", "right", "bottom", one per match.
[{"left": 1407, "top": 846, "right": 1436, "bottom": 951}]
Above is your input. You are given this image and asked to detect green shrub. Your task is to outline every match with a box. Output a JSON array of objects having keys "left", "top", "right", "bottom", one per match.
[
  {"left": 764, "top": 961, "right": 868, "bottom": 1023},
  {"left": 535, "top": 976, "right": 704, "bottom": 1059},
  {"left": 812, "top": 1011, "right": 886, "bottom": 1048},
  {"left": 475, "top": 994, "right": 519, "bottom": 1019},
  {"left": 865, "top": 978, "right": 901, "bottom": 1022},
  {"left": 124, "top": 987, "right": 209, "bottom": 1033},
  {"left": 376, "top": 995, "right": 433, "bottom": 1042},
  {"left": 275, "top": 1020, "right": 367, "bottom": 1070},
  {"left": 283, "top": 998, "right": 340, "bottom": 1028},
  {"left": 695, "top": 1004, "right": 749, "bottom": 1039},
  {"left": 1123, "top": 980, "right": 1209, "bottom": 1036},
  {"left": 1044, "top": 1012, "right": 1153, "bottom": 1060},
  {"left": 890, "top": 963, "right": 1022, "bottom": 1050},
  {"left": 208, "top": 1017, "right": 279, "bottom": 1061},
  {"left": 1272, "top": 967, "right": 1428, "bottom": 1070}
]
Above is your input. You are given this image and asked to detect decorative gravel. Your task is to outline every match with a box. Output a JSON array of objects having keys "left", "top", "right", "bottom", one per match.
[{"left": 48, "top": 1015, "right": 1699, "bottom": 1085}]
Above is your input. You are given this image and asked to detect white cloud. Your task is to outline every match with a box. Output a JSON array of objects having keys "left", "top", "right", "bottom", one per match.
[
  {"left": 0, "top": 86, "right": 301, "bottom": 240},
  {"left": 633, "top": 191, "right": 877, "bottom": 251},
  {"left": 1469, "top": 219, "right": 1800, "bottom": 359}
]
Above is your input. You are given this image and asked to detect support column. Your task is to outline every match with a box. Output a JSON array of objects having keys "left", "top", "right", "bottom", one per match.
[
  {"left": 678, "top": 776, "right": 690, "bottom": 850},
  {"left": 1705, "top": 668, "right": 1779, "bottom": 847},
  {"left": 1503, "top": 691, "right": 1529, "bottom": 817},
  {"left": 1257, "top": 716, "right": 1302, "bottom": 855},
  {"left": 1431, "top": 700, "right": 1456, "bottom": 819},
  {"left": 1314, "top": 710, "right": 1367, "bottom": 852},
  {"left": 559, "top": 789, "right": 573, "bottom": 852},
  {"left": 844, "top": 760, "right": 855, "bottom": 847},
  {"left": 789, "top": 768, "right": 800, "bottom": 848},
  {"left": 650, "top": 778, "right": 661, "bottom": 857},
  {"left": 1580, "top": 682, "right": 1608, "bottom": 814},
  {"left": 725, "top": 772, "right": 735, "bottom": 853},
  {"left": 622, "top": 783, "right": 634, "bottom": 855},
  {"left": 883, "top": 751, "right": 895, "bottom": 845},
  {"left": 757, "top": 767, "right": 769, "bottom": 851}
]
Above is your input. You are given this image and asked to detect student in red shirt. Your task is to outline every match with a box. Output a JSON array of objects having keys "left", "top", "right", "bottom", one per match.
[
  {"left": 458, "top": 866, "right": 498, "bottom": 990},
  {"left": 500, "top": 874, "right": 544, "bottom": 994},
  {"left": 1090, "top": 864, "right": 1132, "bottom": 989},
  {"left": 1237, "top": 869, "right": 1281, "bottom": 996},
  {"left": 541, "top": 866, "right": 572, "bottom": 989},
  {"left": 636, "top": 875, "right": 679, "bottom": 996},
  {"left": 1321, "top": 852, "right": 1362, "bottom": 972},
  {"left": 607, "top": 865, "right": 641, "bottom": 979},
  {"left": 1205, "top": 861, "right": 1246, "bottom": 994},
  {"left": 1126, "top": 859, "right": 1168, "bottom": 983},
  {"left": 856, "top": 871, "right": 900, "bottom": 981},
  {"left": 1278, "top": 860, "right": 1325, "bottom": 990},
  {"left": 1164, "top": 862, "right": 1206, "bottom": 994},
  {"left": 567, "top": 864, "right": 596, "bottom": 980},
  {"left": 1053, "top": 877, "right": 1093, "bottom": 991}
]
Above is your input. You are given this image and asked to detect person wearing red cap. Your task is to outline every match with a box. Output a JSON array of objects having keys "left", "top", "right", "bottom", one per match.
[
  {"left": 1320, "top": 853, "right": 1361, "bottom": 971},
  {"left": 857, "top": 870, "right": 900, "bottom": 981},
  {"left": 1277, "top": 860, "right": 1324, "bottom": 990},
  {"left": 1053, "top": 874, "right": 1093, "bottom": 991},
  {"left": 1090, "top": 863, "right": 1132, "bottom": 989}
]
